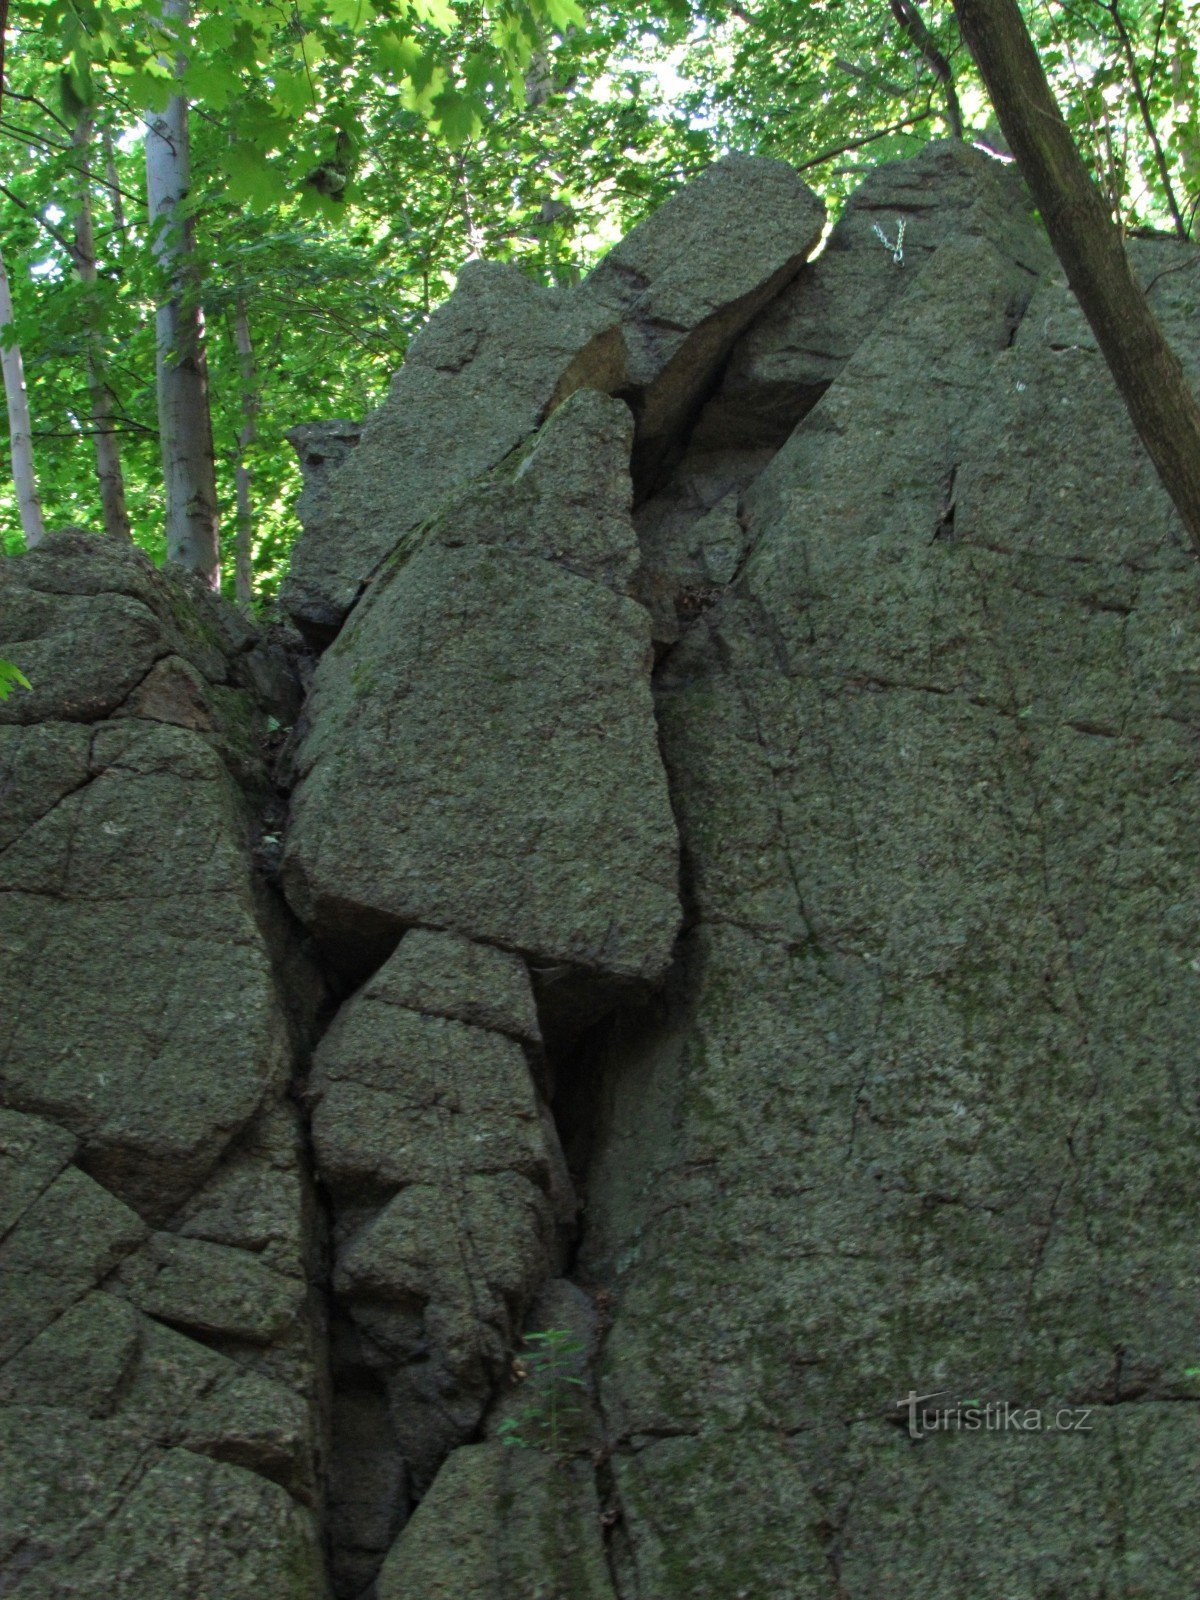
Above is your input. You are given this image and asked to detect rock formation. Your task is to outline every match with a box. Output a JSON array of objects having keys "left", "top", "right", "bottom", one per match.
[{"left": 3, "top": 141, "right": 1198, "bottom": 1598}]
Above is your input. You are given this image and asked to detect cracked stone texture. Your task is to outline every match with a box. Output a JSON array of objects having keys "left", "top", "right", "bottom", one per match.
[
  {"left": 0, "top": 532, "right": 327, "bottom": 1595},
  {"left": 281, "top": 405, "right": 681, "bottom": 986},
  {"left": 281, "top": 155, "right": 824, "bottom": 638},
  {"left": 375, "top": 1444, "right": 615, "bottom": 1600},
  {"left": 636, "top": 143, "right": 1054, "bottom": 647},
  {"left": 308, "top": 935, "right": 573, "bottom": 1589},
  {"left": 694, "top": 139, "right": 1049, "bottom": 452},
  {"left": 573, "top": 196, "right": 1200, "bottom": 1592},
  {"left": 7, "top": 158, "right": 1200, "bottom": 1600}
]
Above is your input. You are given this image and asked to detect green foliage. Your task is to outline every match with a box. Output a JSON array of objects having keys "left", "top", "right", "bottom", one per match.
[
  {"left": 0, "top": 658, "right": 31, "bottom": 700},
  {"left": 497, "top": 1327, "right": 588, "bottom": 1455},
  {"left": 0, "top": 0, "right": 1194, "bottom": 595}
]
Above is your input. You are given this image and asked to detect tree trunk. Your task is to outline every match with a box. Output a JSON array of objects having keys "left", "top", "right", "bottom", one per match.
[
  {"left": 73, "top": 105, "right": 131, "bottom": 542},
  {"left": 232, "top": 294, "right": 258, "bottom": 608},
  {"left": 0, "top": 239, "right": 46, "bottom": 547},
  {"left": 102, "top": 126, "right": 127, "bottom": 244},
  {"left": 952, "top": 0, "right": 1200, "bottom": 558},
  {"left": 145, "top": 0, "right": 220, "bottom": 585}
]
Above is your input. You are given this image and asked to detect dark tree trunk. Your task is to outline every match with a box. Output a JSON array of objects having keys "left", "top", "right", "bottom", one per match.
[{"left": 952, "top": 0, "right": 1200, "bottom": 557}]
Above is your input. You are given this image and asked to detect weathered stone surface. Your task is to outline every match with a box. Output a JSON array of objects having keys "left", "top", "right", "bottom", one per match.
[
  {"left": 375, "top": 1444, "right": 615, "bottom": 1599},
  {"left": 0, "top": 1165, "right": 146, "bottom": 1362},
  {"left": 0, "top": 1293, "right": 315, "bottom": 1499},
  {"left": 312, "top": 1014, "right": 550, "bottom": 1197},
  {"left": 0, "top": 1107, "right": 76, "bottom": 1236},
  {"left": 695, "top": 139, "right": 1049, "bottom": 451},
  {"left": 281, "top": 263, "right": 614, "bottom": 636},
  {"left": 282, "top": 540, "right": 680, "bottom": 984},
  {"left": 112, "top": 1231, "right": 306, "bottom": 1345},
  {"left": 307, "top": 935, "right": 571, "bottom": 1556},
  {"left": 574, "top": 199, "right": 1200, "bottom": 1594},
  {"left": 635, "top": 142, "right": 1053, "bottom": 644},
  {"left": 425, "top": 388, "right": 640, "bottom": 597},
  {"left": 0, "top": 531, "right": 326, "bottom": 1596},
  {"left": 0, "top": 718, "right": 292, "bottom": 1218},
  {"left": 1, "top": 1414, "right": 325, "bottom": 1599},
  {"left": 282, "top": 157, "right": 824, "bottom": 636},
  {"left": 588, "top": 152, "right": 826, "bottom": 479},
  {"left": 172, "top": 1101, "right": 318, "bottom": 1278},
  {"left": 375, "top": 928, "right": 542, "bottom": 1045},
  {"left": 8, "top": 154, "right": 1199, "bottom": 1600}
]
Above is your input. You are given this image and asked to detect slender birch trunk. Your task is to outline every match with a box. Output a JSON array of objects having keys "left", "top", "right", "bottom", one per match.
[
  {"left": 0, "top": 239, "right": 46, "bottom": 548},
  {"left": 73, "top": 106, "right": 131, "bottom": 542},
  {"left": 232, "top": 294, "right": 258, "bottom": 607},
  {"left": 145, "top": 0, "right": 220, "bottom": 585}
]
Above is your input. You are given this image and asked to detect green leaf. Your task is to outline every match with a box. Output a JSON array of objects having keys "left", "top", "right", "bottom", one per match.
[
  {"left": 539, "top": 0, "right": 584, "bottom": 32},
  {"left": 432, "top": 88, "right": 482, "bottom": 145},
  {"left": 183, "top": 60, "right": 240, "bottom": 110},
  {"left": 328, "top": 0, "right": 377, "bottom": 30},
  {"left": 407, "top": 0, "right": 458, "bottom": 35},
  {"left": 374, "top": 30, "right": 422, "bottom": 76},
  {"left": 401, "top": 59, "right": 447, "bottom": 116},
  {"left": 271, "top": 69, "right": 313, "bottom": 117},
  {"left": 221, "top": 145, "right": 288, "bottom": 210},
  {"left": 0, "top": 660, "right": 31, "bottom": 701},
  {"left": 300, "top": 34, "right": 328, "bottom": 71}
]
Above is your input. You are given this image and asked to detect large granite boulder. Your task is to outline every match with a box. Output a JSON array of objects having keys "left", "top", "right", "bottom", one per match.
[
  {"left": 575, "top": 174, "right": 1200, "bottom": 1596},
  {"left": 281, "top": 391, "right": 682, "bottom": 994},
  {"left": 281, "top": 155, "right": 825, "bottom": 638},
  {"left": 0, "top": 533, "right": 327, "bottom": 1596}
]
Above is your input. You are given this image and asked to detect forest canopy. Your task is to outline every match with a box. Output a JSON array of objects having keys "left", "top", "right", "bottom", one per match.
[{"left": 1, "top": 0, "right": 1197, "bottom": 599}]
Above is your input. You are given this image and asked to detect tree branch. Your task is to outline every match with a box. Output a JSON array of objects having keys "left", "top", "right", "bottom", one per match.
[
  {"left": 888, "top": 0, "right": 965, "bottom": 138},
  {"left": 4, "top": 87, "right": 71, "bottom": 131},
  {"left": 0, "top": 182, "right": 81, "bottom": 262},
  {"left": 792, "top": 108, "right": 936, "bottom": 172},
  {"left": 1101, "top": 0, "right": 1187, "bottom": 237}
]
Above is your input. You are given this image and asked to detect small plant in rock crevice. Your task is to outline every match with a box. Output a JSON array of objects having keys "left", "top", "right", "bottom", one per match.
[
  {"left": 0, "top": 659, "right": 30, "bottom": 701},
  {"left": 497, "top": 1328, "right": 589, "bottom": 1456}
]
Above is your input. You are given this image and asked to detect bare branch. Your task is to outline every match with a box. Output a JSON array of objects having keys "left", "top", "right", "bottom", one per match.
[{"left": 791, "top": 108, "right": 936, "bottom": 172}]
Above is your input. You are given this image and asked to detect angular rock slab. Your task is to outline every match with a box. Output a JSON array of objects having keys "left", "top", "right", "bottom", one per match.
[
  {"left": 0, "top": 1408, "right": 325, "bottom": 1599},
  {"left": 0, "top": 716, "right": 291, "bottom": 1219},
  {"left": 375, "top": 1444, "right": 615, "bottom": 1600},
  {"left": 308, "top": 934, "right": 570, "bottom": 1525},
  {"left": 281, "top": 156, "right": 824, "bottom": 636},
  {"left": 282, "top": 540, "right": 680, "bottom": 984},
  {"left": 695, "top": 139, "right": 1049, "bottom": 451}
]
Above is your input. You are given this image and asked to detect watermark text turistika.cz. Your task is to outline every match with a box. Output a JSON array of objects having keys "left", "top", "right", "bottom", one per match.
[{"left": 898, "top": 1391, "right": 1094, "bottom": 1441}]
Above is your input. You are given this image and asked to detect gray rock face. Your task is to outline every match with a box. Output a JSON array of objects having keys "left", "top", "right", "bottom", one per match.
[
  {"left": 281, "top": 400, "right": 682, "bottom": 990},
  {"left": 576, "top": 187, "right": 1200, "bottom": 1595},
  {"left": 0, "top": 532, "right": 327, "bottom": 1595},
  {"left": 308, "top": 932, "right": 572, "bottom": 1591},
  {"left": 281, "top": 155, "right": 825, "bottom": 638},
  {"left": 696, "top": 139, "right": 1047, "bottom": 451},
  {"left": 8, "top": 150, "right": 1199, "bottom": 1600}
]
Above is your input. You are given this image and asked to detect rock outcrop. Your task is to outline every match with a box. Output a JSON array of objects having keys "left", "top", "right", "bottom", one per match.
[
  {"left": 4, "top": 139, "right": 1199, "bottom": 1600},
  {"left": 0, "top": 534, "right": 327, "bottom": 1595},
  {"left": 280, "top": 155, "right": 826, "bottom": 639}
]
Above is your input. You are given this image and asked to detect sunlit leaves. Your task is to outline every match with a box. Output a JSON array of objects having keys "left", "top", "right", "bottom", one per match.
[
  {"left": 407, "top": 0, "right": 460, "bottom": 34},
  {"left": 0, "top": 660, "right": 31, "bottom": 700}
]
